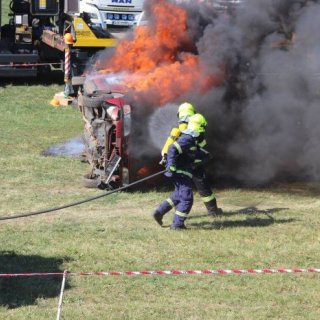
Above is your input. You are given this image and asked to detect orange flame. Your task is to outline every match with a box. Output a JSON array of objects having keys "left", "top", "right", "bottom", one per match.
[{"left": 97, "top": 0, "right": 224, "bottom": 106}]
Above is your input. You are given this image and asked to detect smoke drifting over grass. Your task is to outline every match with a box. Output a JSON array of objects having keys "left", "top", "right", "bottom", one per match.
[{"left": 94, "top": 0, "right": 320, "bottom": 184}]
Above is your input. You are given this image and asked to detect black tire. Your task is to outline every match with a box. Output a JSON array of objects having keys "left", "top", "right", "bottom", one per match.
[
  {"left": 82, "top": 94, "right": 109, "bottom": 108},
  {"left": 81, "top": 174, "right": 100, "bottom": 188}
]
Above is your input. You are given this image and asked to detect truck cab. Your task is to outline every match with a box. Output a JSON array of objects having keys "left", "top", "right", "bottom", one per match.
[{"left": 80, "top": 0, "right": 144, "bottom": 36}]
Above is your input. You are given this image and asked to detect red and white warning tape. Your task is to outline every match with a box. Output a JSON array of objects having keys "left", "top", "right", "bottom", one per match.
[{"left": 0, "top": 268, "right": 319, "bottom": 278}]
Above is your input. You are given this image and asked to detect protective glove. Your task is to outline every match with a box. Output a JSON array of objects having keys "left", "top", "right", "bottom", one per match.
[
  {"left": 164, "top": 165, "right": 176, "bottom": 177},
  {"left": 159, "top": 155, "right": 167, "bottom": 166}
]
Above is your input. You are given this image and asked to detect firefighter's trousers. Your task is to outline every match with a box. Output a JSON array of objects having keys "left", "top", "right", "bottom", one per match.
[
  {"left": 192, "top": 166, "right": 218, "bottom": 212},
  {"left": 157, "top": 173, "right": 193, "bottom": 228}
]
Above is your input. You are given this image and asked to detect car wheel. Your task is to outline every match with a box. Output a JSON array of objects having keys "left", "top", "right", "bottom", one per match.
[
  {"left": 82, "top": 95, "right": 109, "bottom": 108},
  {"left": 81, "top": 174, "right": 100, "bottom": 188}
]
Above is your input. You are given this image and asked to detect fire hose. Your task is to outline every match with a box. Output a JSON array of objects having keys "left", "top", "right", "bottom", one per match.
[{"left": 0, "top": 170, "right": 166, "bottom": 221}]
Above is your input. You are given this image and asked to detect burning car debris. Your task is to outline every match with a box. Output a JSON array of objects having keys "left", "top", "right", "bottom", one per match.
[
  {"left": 72, "top": 74, "right": 133, "bottom": 188},
  {"left": 72, "top": 0, "right": 320, "bottom": 188}
]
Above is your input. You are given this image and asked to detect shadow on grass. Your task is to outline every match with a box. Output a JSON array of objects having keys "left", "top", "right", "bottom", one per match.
[
  {"left": 0, "top": 70, "right": 64, "bottom": 87},
  {"left": 189, "top": 218, "right": 297, "bottom": 230},
  {"left": 188, "top": 206, "right": 297, "bottom": 230},
  {"left": 224, "top": 206, "right": 288, "bottom": 217},
  {"left": 0, "top": 251, "right": 71, "bottom": 309},
  {"left": 188, "top": 206, "right": 288, "bottom": 220}
]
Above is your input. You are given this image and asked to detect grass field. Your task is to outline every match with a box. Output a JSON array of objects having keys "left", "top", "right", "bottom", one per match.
[
  {"left": 1, "top": 0, "right": 10, "bottom": 25},
  {"left": 0, "top": 75, "right": 320, "bottom": 319}
]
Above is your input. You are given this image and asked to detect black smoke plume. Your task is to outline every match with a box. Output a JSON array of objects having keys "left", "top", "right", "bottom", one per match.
[{"left": 150, "top": 0, "right": 320, "bottom": 185}]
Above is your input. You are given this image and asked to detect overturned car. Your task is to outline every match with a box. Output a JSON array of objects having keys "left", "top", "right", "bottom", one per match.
[{"left": 73, "top": 74, "right": 133, "bottom": 189}]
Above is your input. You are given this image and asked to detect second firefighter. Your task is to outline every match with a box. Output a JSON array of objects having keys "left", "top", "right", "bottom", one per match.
[
  {"left": 160, "top": 102, "right": 222, "bottom": 215},
  {"left": 153, "top": 114, "right": 212, "bottom": 230}
]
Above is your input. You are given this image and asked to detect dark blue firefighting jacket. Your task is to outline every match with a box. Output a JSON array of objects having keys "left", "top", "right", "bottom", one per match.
[{"left": 166, "top": 133, "right": 206, "bottom": 178}]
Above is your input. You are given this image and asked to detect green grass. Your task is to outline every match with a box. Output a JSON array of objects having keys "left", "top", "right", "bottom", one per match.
[
  {"left": 1, "top": 0, "right": 11, "bottom": 25},
  {"left": 0, "top": 76, "right": 320, "bottom": 319}
]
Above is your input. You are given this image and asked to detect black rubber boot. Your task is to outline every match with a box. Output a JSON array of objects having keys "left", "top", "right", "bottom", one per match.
[
  {"left": 152, "top": 211, "right": 163, "bottom": 226},
  {"left": 170, "top": 225, "right": 187, "bottom": 231},
  {"left": 205, "top": 199, "right": 223, "bottom": 216},
  {"left": 209, "top": 207, "right": 223, "bottom": 216}
]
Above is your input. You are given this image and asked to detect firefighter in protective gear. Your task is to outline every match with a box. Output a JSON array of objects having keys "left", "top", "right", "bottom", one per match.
[
  {"left": 188, "top": 114, "right": 222, "bottom": 215},
  {"left": 153, "top": 114, "right": 209, "bottom": 230},
  {"left": 160, "top": 105, "right": 222, "bottom": 216}
]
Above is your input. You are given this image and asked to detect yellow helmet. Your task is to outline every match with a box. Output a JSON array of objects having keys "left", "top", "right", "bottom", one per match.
[
  {"left": 177, "top": 102, "right": 196, "bottom": 118},
  {"left": 187, "top": 113, "right": 208, "bottom": 134}
]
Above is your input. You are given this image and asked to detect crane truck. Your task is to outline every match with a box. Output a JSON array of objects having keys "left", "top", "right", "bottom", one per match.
[{"left": 0, "top": 0, "right": 144, "bottom": 77}]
